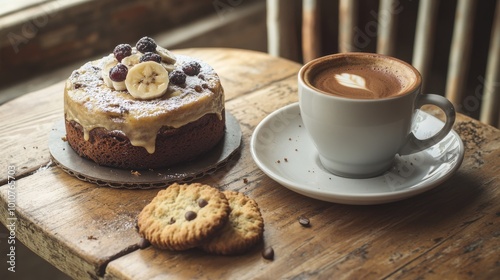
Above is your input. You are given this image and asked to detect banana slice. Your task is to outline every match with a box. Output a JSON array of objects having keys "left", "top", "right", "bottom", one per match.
[
  {"left": 125, "top": 61, "right": 169, "bottom": 100},
  {"left": 156, "top": 46, "right": 176, "bottom": 64},
  {"left": 123, "top": 51, "right": 174, "bottom": 73},
  {"left": 112, "top": 80, "right": 127, "bottom": 91},
  {"left": 121, "top": 53, "right": 142, "bottom": 69},
  {"left": 101, "top": 55, "right": 118, "bottom": 88},
  {"left": 161, "top": 62, "right": 176, "bottom": 73}
]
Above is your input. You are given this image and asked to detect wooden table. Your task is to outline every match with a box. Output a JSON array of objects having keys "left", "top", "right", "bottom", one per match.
[{"left": 1, "top": 48, "right": 499, "bottom": 279}]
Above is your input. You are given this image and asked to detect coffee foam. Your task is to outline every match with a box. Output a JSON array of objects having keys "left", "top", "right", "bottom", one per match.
[{"left": 305, "top": 55, "right": 418, "bottom": 99}]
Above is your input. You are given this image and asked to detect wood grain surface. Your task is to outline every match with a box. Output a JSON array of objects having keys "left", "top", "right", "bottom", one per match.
[{"left": 0, "top": 49, "right": 499, "bottom": 280}]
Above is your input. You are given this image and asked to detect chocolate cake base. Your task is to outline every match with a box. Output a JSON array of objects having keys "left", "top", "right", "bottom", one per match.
[{"left": 65, "top": 112, "right": 225, "bottom": 170}]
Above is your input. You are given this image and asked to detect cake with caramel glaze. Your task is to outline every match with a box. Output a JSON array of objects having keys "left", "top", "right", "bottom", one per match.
[{"left": 64, "top": 37, "right": 225, "bottom": 169}]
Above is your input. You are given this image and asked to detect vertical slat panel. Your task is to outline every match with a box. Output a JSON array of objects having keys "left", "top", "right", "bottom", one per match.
[
  {"left": 377, "top": 0, "right": 398, "bottom": 56},
  {"left": 266, "top": 0, "right": 280, "bottom": 57},
  {"left": 480, "top": 0, "right": 500, "bottom": 127},
  {"left": 445, "top": 0, "right": 477, "bottom": 108},
  {"left": 266, "top": 0, "right": 299, "bottom": 61},
  {"left": 302, "top": 0, "right": 321, "bottom": 62},
  {"left": 339, "top": 0, "right": 358, "bottom": 52},
  {"left": 412, "top": 0, "right": 440, "bottom": 93}
]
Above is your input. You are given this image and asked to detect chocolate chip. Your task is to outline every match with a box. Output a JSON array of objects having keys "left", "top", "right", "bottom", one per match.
[
  {"left": 262, "top": 247, "right": 274, "bottom": 260},
  {"left": 185, "top": 211, "right": 197, "bottom": 221},
  {"left": 298, "top": 216, "right": 310, "bottom": 227},
  {"left": 168, "top": 217, "right": 176, "bottom": 224},
  {"left": 197, "top": 198, "right": 208, "bottom": 208},
  {"left": 194, "top": 85, "right": 202, "bottom": 92},
  {"left": 138, "top": 238, "right": 150, "bottom": 249}
]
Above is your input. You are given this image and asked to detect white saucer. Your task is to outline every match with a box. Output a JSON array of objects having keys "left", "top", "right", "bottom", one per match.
[{"left": 250, "top": 103, "right": 464, "bottom": 205}]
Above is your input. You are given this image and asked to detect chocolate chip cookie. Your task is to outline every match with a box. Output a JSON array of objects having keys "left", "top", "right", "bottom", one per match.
[
  {"left": 201, "top": 190, "right": 264, "bottom": 255},
  {"left": 137, "top": 183, "right": 230, "bottom": 251}
]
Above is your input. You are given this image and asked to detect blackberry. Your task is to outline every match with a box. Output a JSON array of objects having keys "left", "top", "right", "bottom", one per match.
[
  {"left": 169, "top": 70, "right": 186, "bottom": 85},
  {"left": 113, "top": 44, "right": 132, "bottom": 62},
  {"left": 109, "top": 63, "right": 128, "bottom": 82},
  {"left": 140, "top": 52, "right": 161, "bottom": 63},
  {"left": 182, "top": 61, "right": 201, "bottom": 76},
  {"left": 136, "top": 36, "right": 157, "bottom": 53}
]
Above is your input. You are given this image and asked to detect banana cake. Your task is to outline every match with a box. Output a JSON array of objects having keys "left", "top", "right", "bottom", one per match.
[{"left": 64, "top": 37, "right": 225, "bottom": 169}]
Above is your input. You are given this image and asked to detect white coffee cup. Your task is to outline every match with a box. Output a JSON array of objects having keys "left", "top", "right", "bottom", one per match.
[{"left": 298, "top": 53, "right": 456, "bottom": 178}]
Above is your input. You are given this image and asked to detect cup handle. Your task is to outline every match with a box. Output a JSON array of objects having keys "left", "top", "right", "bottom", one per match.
[{"left": 399, "top": 94, "right": 456, "bottom": 155}]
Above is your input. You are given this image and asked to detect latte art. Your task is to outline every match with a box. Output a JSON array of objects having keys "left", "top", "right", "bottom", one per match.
[
  {"left": 304, "top": 55, "right": 417, "bottom": 100},
  {"left": 335, "top": 73, "right": 368, "bottom": 91}
]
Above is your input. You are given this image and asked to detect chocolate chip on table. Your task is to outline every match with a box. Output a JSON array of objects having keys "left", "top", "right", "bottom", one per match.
[
  {"left": 262, "top": 247, "right": 274, "bottom": 260},
  {"left": 185, "top": 211, "right": 197, "bottom": 221},
  {"left": 138, "top": 237, "right": 150, "bottom": 249},
  {"left": 298, "top": 216, "right": 310, "bottom": 227}
]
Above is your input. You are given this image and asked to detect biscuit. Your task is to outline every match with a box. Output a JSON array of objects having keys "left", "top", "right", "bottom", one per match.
[
  {"left": 201, "top": 190, "right": 264, "bottom": 255},
  {"left": 137, "top": 183, "right": 230, "bottom": 251}
]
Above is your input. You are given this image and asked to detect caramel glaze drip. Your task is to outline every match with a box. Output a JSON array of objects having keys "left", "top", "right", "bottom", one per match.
[{"left": 64, "top": 55, "right": 224, "bottom": 154}]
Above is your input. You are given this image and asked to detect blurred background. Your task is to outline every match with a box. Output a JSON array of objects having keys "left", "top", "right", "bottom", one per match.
[
  {"left": 0, "top": 0, "right": 497, "bottom": 279},
  {"left": 0, "top": 0, "right": 498, "bottom": 123},
  {"left": 0, "top": 0, "right": 268, "bottom": 104}
]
